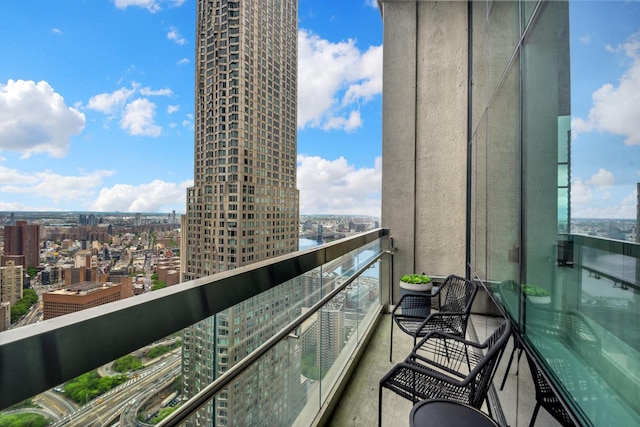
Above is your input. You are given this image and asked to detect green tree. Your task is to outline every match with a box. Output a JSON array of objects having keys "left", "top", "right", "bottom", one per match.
[
  {"left": 300, "top": 344, "right": 327, "bottom": 380},
  {"left": 151, "top": 281, "right": 166, "bottom": 291},
  {"left": 147, "top": 340, "right": 182, "bottom": 359},
  {"left": 27, "top": 267, "right": 38, "bottom": 278},
  {"left": 63, "top": 370, "right": 127, "bottom": 403},
  {"left": 0, "top": 413, "right": 50, "bottom": 427},
  {"left": 150, "top": 407, "right": 177, "bottom": 424},
  {"left": 10, "top": 289, "right": 38, "bottom": 323},
  {"left": 7, "top": 399, "right": 37, "bottom": 410},
  {"left": 112, "top": 355, "right": 143, "bottom": 372}
]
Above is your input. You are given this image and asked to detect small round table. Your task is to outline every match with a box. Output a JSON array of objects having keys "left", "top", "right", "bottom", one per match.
[{"left": 409, "top": 399, "right": 499, "bottom": 427}]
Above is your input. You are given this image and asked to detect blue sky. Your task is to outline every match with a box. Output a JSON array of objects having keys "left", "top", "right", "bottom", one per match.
[
  {"left": 570, "top": 1, "right": 640, "bottom": 219},
  {"left": 0, "top": 1, "right": 638, "bottom": 220},
  {"left": 0, "top": 0, "right": 383, "bottom": 217}
]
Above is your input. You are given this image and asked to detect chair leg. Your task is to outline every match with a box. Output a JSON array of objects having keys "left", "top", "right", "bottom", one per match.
[
  {"left": 499, "top": 345, "right": 517, "bottom": 390},
  {"left": 378, "top": 383, "right": 383, "bottom": 427},
  {"left": 515, "top": 346, "right": 524, "bottom": 374},
  {"left": 500, "top": 334, "right": 524, "bottom": 390},
  {"left": 389, "top": 316, "right": 394, "bottom": 362},
  {"left": 464, "top": 345, "right": 471, "bottom": 371},
  {"left": 529, "top": 402, "right": 541, "bottom": 427}
]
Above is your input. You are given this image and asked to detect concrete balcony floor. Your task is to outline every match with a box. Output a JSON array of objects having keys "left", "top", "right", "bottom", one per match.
[{"left": 329, "top": 314, "right": 562, "bottom": 427}]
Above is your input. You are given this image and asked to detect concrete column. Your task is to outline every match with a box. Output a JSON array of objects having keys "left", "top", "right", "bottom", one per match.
[{"left": 380, "top": 0, "right": 469, "bottom": 302}]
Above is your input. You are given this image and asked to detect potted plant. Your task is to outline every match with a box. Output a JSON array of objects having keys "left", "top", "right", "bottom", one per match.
[
  {"left": 521, "top": 284, "right": 551, "bottom": 305},
  {"left": 399, "top": 273, "right": 433, "bottom": 292},
  {"left": 399, "top": 273, "right": 433, "bottom": 317}
]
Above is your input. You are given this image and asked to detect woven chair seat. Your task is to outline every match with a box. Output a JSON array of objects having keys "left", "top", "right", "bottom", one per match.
[{"left": 379, "top": 319, "right": 511, "bottom": 427}]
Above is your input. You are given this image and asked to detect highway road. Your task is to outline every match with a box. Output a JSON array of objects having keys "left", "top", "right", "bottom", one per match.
[
  {"left": 0, "top": 350, "right": 182, "bottom": 426},
  {"left": 52, "top": 353, "right": 181, "bottom": 427}
]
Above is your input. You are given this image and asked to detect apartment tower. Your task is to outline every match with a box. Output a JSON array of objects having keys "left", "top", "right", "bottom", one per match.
[
  {"left": 0, "top": 261, "right": 23, "bottom": 307},
  {"left": 3, "top": 220, "right": 40, "bottom": 269},
  {"left": 182, "top": 0, "right": 300, "bottom": 425}
]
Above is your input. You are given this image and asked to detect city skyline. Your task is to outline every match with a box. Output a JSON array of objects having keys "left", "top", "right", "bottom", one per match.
[
  {"left": 0, "top": 0, "right": 384, "bottom": 218},
  {"left": 0, "top": 1, "right": 639, "bottom": 220}
]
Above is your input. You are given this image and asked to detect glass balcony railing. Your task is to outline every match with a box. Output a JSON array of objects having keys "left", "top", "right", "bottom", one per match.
[
  {"left": 0, "top": 229, "right": 391, "bottom": 426},
  {"left": 487, "top": 233, "right": 640, "bottom": 426}
]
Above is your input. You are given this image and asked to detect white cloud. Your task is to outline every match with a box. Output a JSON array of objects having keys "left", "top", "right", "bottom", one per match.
[
  {"left": 571, "top": 173, "right": 637, "bottom": 219},
  {"left": 86, "top": 85, "right": 164, "bottom": 137},
  {"left": 52, "top": 28, "right": 62, "bottom": 34},
  {"left": 298, "top": 30, "right": 382, "bottom": 131},
  {"left": 366, "top": 0, "right": 380, "bottom": 8},
  {"left": 86, "top": 86, "right": 135, "bottom": 114},
  {"left": 167, "top": 104, "right": 179, "bottom": 114},
  {"left": 167, "top": 26, "right": 187, "bottom": 45},
  {"left": 0, "top": 166, "right": 114, "bottom": 204},
  {"left": 120, "top": 98, "right": 162, "bottom": 137},
  {"left": 177, "top": 58, "right": 189, "bottom": 66},
  {"left": 322, "top": 110, "right": 362, "bottom": 132},
  {"left": 90, "top": 179, "right": 192, "bottom": 212},
  {"left": 571, "top": 179, "right": 592, "bottom": 206},
  {"left": 572, "top": 31, "right": 640, "bottom": 145},
  {"left": 140, "top": 87, "right": 173, "bottom": 97},
  {"left": 586, "top": 168, "right": 615, "bottom": 188},
  {"left": 182, "top": 113, "right": 193, "bottom": 129},
  {"left": 0, "top": 79, "right": 85, "bottom": 158},
  {"left": 579, "top": 34, "right": 591, "bottom": 45},
  {"left": 113, "top": 0, "right": 161, "bottom": 13},
  {"left": 297, "top": 155, "right": 381, "bottom": 217}
]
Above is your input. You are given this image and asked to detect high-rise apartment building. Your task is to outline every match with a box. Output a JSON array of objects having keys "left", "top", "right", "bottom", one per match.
[
  {"left": 317, "top": 301, "right": 345, "bottom": 370},
  {"left": 3, "top": 220, "right": 40, "bottom": 269},
  {"left": 182, "top": 0, "right": 301, "bottom": 425},
  {"left": 0, "top": 260, "right": 24, "bottom": 306},
  {"left": 0, "top": 302, "right": 10, "bottom": 332}
]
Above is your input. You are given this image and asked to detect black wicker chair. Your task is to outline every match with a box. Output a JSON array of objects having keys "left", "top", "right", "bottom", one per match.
[
  {"left": 390, "top": 274, "right": 478, "bottom": 361},
  {"left": 379, "top": 318, "right": 511, "bottom": 427},
  {"left": 526, "top": 350, "right": 577, "bottom": 427},
  {"left": 524, "top": 310, "right": 601, "bottom": 427}
]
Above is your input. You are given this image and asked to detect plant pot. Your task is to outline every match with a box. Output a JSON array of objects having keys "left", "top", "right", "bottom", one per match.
[
  {"left": 528, "top": 295, "right": 551, "bottom": 305},
  {"left": 399, "top": 280, "right": 433, "bottom": 317},
  {"left": 399, "top": 280, "right": 434, "bottom": 292}
]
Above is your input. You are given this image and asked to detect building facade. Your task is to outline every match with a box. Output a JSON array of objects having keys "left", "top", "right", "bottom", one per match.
[
  {"left": 3, "top": 220, "right": 40, "bottom": 269},
  {"left": 181, "top": 0, "right": 301, "bottom": 425},
  {"left": 183, "top": 0, "right": 299, "bottom": 281},
  {"left": 317, "top": 302, "right": 345, "bottom": 370},
  {"left": 0, "top": 302, "right": 9, "bottom": 332},
  {"left": 0, "top": 261, "right": 24, "bottom": 306},
  {"left": 42, "top": 281, "right": 133, "bottom": 320}
]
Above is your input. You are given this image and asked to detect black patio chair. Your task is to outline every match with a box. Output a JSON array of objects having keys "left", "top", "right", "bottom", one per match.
[
  {"left": 526, "top": 350, "right": 577, "bottom": 427},
  {"left": 390, "top": 274, "right": 478, "bottom": 361},
  {"left": 379, "top": 318, "right": 511, "bottom": 427},
  {"left": 524, "top": 310, "right": 601, "bottom": 427}
]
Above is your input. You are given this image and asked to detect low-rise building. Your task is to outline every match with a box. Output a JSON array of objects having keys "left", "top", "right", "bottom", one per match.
[{"left": 43, "top": 281, "right": 132, "bottom": 320}]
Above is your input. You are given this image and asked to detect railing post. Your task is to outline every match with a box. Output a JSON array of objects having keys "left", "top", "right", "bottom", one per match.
[{"left": 380, "top": 235, "right": 393, "bottom": 313}]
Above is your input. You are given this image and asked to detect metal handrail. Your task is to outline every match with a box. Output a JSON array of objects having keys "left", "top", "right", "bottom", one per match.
[
  {"left": 159, "top": 248, "right": 389, "bottom": 426},
  {"left": 0, "top": 228, "right": 390, "bottom": 410}
]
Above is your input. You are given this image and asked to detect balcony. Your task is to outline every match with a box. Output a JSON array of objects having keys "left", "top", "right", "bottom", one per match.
[{"left": 1, "top": 229, "right": 639, "bottom": 426}]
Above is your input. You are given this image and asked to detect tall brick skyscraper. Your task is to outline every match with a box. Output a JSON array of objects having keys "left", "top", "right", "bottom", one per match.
[
  {"left": 182, "top": 0, "right": 301, "bottom": 425},
  {"left": 3, "top": 221, "right": 40, "bottom": 268}
]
